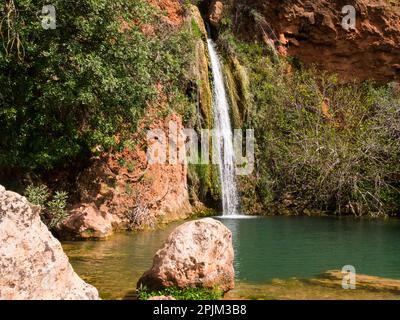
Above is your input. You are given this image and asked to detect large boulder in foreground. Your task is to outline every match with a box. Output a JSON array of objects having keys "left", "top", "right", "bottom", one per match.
[
  {"left": 0, "top": 185, "right": 99, "bottom": 300},
  {"left": 137, "top": 218, "right": 234, "bottom": 292}
]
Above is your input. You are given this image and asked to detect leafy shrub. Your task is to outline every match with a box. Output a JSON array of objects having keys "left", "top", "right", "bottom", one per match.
[
  {"left": 218, "top": 33, "right": 400, "bottom": 216},
  {"left": 137, "top": 285, "right": 224, "bottom": 300},
  {"left": 0, "top": 0, "right": 194, "bottom": 170},
  {"left": 25, "top": 184, "right": 50, "bottom": 208},
  {"left": 47, "top": 191, "right": 68, "bottom": 228},
  {"left": 25, "top": 184, "right": 68, "bottom": 228}
]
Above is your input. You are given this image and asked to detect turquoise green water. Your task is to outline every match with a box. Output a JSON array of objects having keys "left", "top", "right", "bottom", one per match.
[
  {"left": 218, "top": 216, "right": 400, "bottom": 282},
  {"left": 62, "top": 216, "right": 400, "bottom": 299}
]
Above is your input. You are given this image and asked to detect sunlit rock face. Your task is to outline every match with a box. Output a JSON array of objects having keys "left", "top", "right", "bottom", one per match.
[
  {"left": 70, "top": 112, "right": 192, "bottom": 238},
  {"left": 233, "top": 0, "right": 400, "bottom": 82},
  {"left": 138, "top": 218, "right": 235, "bottom": 292},
  {"left": 0, "top": 185, "right": 99, "bottom": 300},
  {"left": 209, "top": 0, "right": 224, "bottom": 27},
  {"left": 148, "top": 0, "right": 184, "bottom": 25},
  {"left": 60, "top": 203, "right": 115, "bottom": 240}
]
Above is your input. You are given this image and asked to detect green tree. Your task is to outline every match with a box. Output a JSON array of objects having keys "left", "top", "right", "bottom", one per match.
[{"left": 0, "top": 0, "right": 191, "bottom": 170}]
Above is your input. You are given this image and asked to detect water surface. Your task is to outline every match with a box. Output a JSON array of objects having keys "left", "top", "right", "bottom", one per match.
[
  {"left": 62, "top": 216, "right": 400, "bottom": 299},
  {"left": 62, "top": 221, "right": 184, "bottom": 299},
  {"left": 219, "top": 216, "right": 400, "bottom": 282}
]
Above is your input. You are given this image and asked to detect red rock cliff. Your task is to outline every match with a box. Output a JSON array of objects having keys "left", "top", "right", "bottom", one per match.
[{"left": 231, "top": 0, "right": 400, "bottom": 82}]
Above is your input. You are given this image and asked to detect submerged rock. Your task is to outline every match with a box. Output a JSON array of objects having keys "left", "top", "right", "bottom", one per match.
[
  {"left": 224, "top": 274, "right": 400, "bottom": 300},
  {"left": 137, "top": 218, "right": 234, "bottom": 292},
  {"left": 310, "top": 270, "right": 400, "bottom": 294},
  {"left": 0, "top": 185, "right": 99, "bottom": 300}
]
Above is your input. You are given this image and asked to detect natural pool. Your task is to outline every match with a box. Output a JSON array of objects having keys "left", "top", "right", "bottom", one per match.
[{"left": 62, "top": 216, "right": 400, "bottom": 299}]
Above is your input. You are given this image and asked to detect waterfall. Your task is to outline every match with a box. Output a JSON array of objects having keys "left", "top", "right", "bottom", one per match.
[{"left": 207, "top": 38, "right": 240, "bottom": 216}]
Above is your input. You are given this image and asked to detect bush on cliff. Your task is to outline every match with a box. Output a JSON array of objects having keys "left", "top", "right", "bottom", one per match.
[
  {"left": 0, "top": 0, "right": 192, "bottom": 170},
  {"left": 218, "top": 33, "right": 400, "bottom": 217},
  {"left": 137, "top": 285, "right": 224, "bottom": 300}
]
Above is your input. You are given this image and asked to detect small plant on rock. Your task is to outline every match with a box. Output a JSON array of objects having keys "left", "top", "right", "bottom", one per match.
[
  {"left": 46, "top": 191, "right": 69, "bottom": 229},
  {"left": 25, "top": 185, "right": 69, "bottom": 230},
  {"left": 25, "top": 184, "right": 50, "bottom": 208},
  {"left": 137, "top": 286, "right": 224, "bottom": 300}
]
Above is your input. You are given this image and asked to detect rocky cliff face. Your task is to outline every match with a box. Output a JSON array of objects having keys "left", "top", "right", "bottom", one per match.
[
  {"left": 59, "top": 4, "right": 215, "bottom": 239},
  {"left": 0, "top": 185, "right": 99, "bottom": 300},
  {"left": 232, "top": 0, "right": 400, "bottom": 82},
  {"left": 61, "top": 113, "right": 192, "bottom": 239},
  {"left": 149, "top": 0, "right": 184, "bottom": 25}
]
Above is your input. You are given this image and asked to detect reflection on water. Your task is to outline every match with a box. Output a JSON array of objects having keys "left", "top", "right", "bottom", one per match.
[
  {"left": 62, "top": 216, "right": 400, "bottom": 300},
  {"left": 62, "top": 221, "right": 184, "bottom": 299},
  {"left": 220, "top": 216, "right": 400, "bottom": 283},
  {"left": 226, "top": 278, "right": 400, "bottom": 300}
]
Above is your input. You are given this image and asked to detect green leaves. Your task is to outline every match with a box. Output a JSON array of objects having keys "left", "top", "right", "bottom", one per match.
[
  {"left": 25, "top": 184, "right": 68, "bottom": 229},
  {"left": 25, "top": 184, "right": 50, "bottom": 208},
  {"left": 0, "top": 0, "right": 192, "bottom": 170},
  {"left": 47, "top": 191, "right": 68, "bottom": 228},
  {"left": 220, "top": 35, "right": 400, "bottom": 216},
  {"left": 137, "top": 286, "right": 224, "bottom": 300}
]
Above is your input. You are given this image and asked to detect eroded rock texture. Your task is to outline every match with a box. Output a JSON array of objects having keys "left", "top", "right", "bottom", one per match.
[
  {"left": 0, "top": 185, "right": 99, "bottom": 300},
  {"left": 66, "top": 113, "right": 192, "bottom": 239},
  {"left": 138, "top": 218, "right": 234, "bottom": 292},
  {"left": 234, "top": 0, "right": 400, "bottom": 82}
]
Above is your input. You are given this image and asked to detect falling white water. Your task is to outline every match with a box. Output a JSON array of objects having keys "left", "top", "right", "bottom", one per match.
[{"left": 207, "top": 38, "right": 240, "bottom": 216}]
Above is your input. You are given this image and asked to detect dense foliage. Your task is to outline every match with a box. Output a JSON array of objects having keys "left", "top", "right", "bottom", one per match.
[
  {"left": 218, "top": 32, "right": 400, "bottom": 217},
  {"left": 0, "top": 0, "right": 192, "bottom": 170},
  {"left": 25, "top": 184, "right": 68, "bottom": 228}
]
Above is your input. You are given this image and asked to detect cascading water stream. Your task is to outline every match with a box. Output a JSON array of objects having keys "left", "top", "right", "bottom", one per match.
[{"left": 207, "top": 38, "right": 240, "bottom": 216}]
